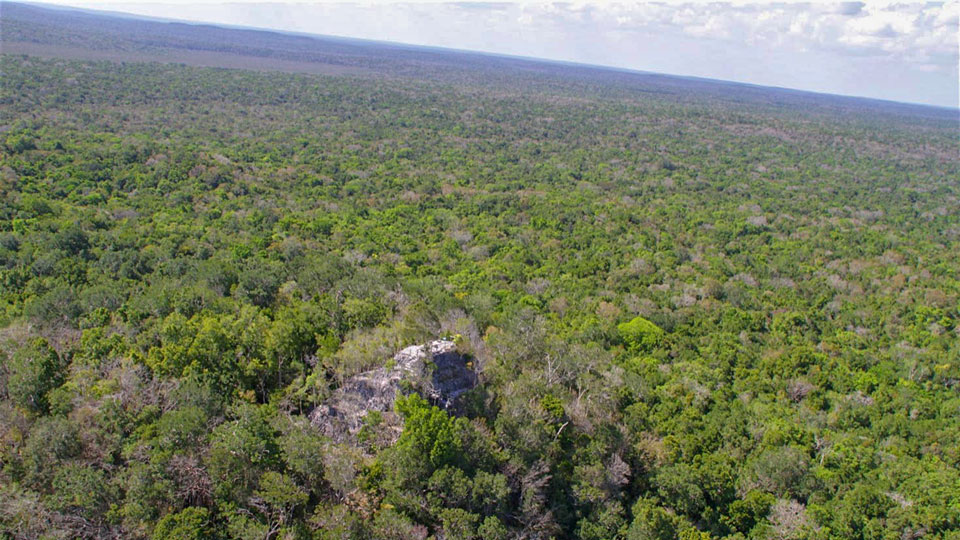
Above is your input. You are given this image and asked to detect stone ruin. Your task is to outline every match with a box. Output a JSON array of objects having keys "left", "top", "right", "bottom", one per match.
[{"left": 309, "top": 339, "right": 477, "bottom": 444}]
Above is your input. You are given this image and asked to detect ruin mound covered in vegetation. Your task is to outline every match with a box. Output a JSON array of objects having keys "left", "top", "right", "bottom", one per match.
[{"left": 309, "top": 339, "right": 476, "bottom": 444}]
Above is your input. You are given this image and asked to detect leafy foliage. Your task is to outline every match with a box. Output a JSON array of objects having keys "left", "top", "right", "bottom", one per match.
[{"left": 0, "top": 13, "right": 958, "bottom": 538}]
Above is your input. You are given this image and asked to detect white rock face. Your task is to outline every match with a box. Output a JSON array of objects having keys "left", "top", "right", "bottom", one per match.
[{"left": 309, "top": 339, "right": 476, "bottom": 443}]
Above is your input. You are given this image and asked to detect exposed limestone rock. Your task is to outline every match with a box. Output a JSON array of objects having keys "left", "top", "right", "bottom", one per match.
[{"left": 309, "top": 339, "right": 476, "bottom": 444}]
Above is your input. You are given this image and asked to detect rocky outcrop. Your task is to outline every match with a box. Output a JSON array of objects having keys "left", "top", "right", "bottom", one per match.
[{"left": 309, "top": 339, "right": 477, "bottom": 443}]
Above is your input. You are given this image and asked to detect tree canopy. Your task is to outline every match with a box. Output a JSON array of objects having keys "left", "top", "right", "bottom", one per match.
[{"left": 0, "top": 49, "right": 958, "bottom": 539}]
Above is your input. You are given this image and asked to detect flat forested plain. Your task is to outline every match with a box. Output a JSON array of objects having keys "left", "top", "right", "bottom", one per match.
[{"left": 1, "top": 3, "right": 959, "bottom": 539}]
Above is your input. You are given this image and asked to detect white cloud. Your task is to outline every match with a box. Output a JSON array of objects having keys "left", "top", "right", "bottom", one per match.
[{"left": 576, "top": 2, "right": 958, "bottom": 68}]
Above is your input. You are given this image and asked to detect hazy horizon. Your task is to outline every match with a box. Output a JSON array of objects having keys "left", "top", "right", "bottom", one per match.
[{"left": 17, "top": 1, "right": 960, "bottom": 108}]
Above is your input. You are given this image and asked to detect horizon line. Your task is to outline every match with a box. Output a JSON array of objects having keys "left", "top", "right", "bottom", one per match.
[{"left": 9, "top": 0, "right": 960, "bottom": 112}]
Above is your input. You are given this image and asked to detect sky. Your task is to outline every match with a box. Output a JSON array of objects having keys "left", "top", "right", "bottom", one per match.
[{"left": 33, "top": 1, "right": 960, "bottom": 108}]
